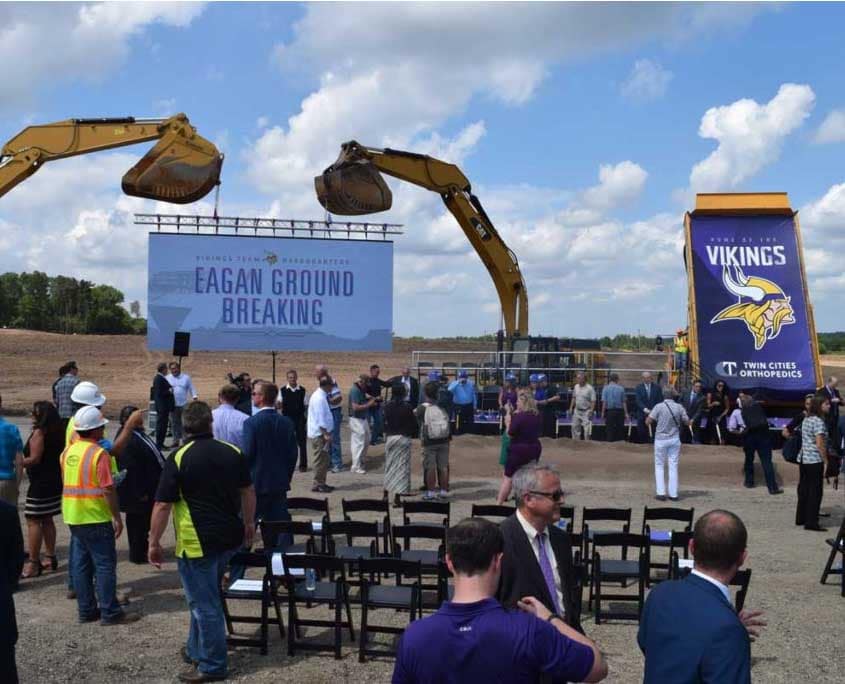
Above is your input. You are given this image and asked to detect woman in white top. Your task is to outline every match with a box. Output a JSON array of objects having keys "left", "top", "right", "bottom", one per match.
[{"left": 795, "top": 394, "right": 830, "bottom": 531}]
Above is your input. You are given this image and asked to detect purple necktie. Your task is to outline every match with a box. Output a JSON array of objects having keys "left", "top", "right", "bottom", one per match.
[{"left": 536, "top": 533, "right": 561, "bottom": 614}]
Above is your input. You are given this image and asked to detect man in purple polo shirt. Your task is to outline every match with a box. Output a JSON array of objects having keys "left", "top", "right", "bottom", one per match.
[{"left": 392, "top": 518, "right": 607, "bottom": 684}]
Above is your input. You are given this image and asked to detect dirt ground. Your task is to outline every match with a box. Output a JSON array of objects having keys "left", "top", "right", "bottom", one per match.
[{"left": 5, "top": 331, "right": 845, "bottom": 682}]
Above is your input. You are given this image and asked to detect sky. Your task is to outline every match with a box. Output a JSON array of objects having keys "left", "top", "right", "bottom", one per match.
[{"left": 2, "top": 1, "right": 845, "bottom": 338}]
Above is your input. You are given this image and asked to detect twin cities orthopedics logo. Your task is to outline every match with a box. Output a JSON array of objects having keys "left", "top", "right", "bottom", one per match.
[
  {"left": 709, "top": 265, "right": 795, "bottom": 351},
  {"left": 715, "top": 359, "right": 803, "bottom": 380}
]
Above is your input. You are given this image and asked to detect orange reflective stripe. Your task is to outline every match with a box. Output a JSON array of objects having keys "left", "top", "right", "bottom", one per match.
[
  {"left": 63, "top": 486, "right": 104, "bottom": 497},
  {"left": 79, "top": 444, "right": 99, "bottom": 489}
]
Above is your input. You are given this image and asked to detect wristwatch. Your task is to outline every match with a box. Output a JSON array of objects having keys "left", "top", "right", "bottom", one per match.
[{"left": 547, "top": 613, "right": 563, "bottom": 624}]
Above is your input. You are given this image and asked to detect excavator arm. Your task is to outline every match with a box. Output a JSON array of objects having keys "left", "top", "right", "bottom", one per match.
[
  {"left": 315, "top": 141, "right": 528, "bottom": 337},
  {"left": 0, "top": 113, "right": 223, "bottom": 203}
]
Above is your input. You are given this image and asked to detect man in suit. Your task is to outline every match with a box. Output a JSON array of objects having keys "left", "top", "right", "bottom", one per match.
[
  {"left": 389, "top": 367, "right": 420, "bottom": 410},
  {"left": 242, "top": 382, "right": 298, "bottom": 523},
  {"left": 280, "top": 369, "right": 308, "bottom": 472},
  {"left": 681, "top": 380, "right": 707, "bottom": 445},
  {"left": 635, "top": 372, "right": 663, "bottom": 444},
  {"left": 152, "top": 362, "right": 175, "bottom": 450},
  {"left": 1, "top": 499, "right": 24, "bottom": 683},
  {"left": 497, "top": 463, "right": 582, "bottom": 632},
  {"left": 818, "top": 376, "right": 841, "bottom": 454},
  {"left": 638, "top": 509, "right": 765, "bottom": 684}
]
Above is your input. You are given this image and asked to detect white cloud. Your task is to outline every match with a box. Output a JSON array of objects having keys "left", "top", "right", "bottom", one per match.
[
  {"left": 800, "top": 182, "right": 845, "bottom": 233},
  {"left": 813, "top": 110, "right": 845, "bottom": 144},
  {"left": 0, "top": 2, "right": 205, "bottom": 110},
  {"left": 688, "top": 83, "right": 815, "bottom": 192},
  {"left": 580, "top": 161, "right": 648, "bottom": 211},
  {"left": 620, "top": 59, "right": 673, "bottom": 101}
]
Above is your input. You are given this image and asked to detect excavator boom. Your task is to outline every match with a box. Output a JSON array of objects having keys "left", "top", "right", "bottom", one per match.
[
  {"left": 315, "top": 141, "right": 528, "bottom": 337},
  {"left": 0, "top": 114, "right": 223, "bottom": 204}
]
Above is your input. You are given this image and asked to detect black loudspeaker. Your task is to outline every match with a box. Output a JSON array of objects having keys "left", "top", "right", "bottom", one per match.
[{"left": 173, "top": 331, "right": 191, "bottom": 358}]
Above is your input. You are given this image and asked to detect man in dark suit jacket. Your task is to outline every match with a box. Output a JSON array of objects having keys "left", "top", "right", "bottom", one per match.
[
  {"left": 151, "top": 362, "right": 175, "bottom": 450},
  {"left": 388, "top": 367, "right": 420, "bottom": 410},
  {"left": 638, "top": 509, "right": 762, "bottom": 684},
  {"left": 242, "top": 382, "right": 298, "bottom": 523},
  {"left": 635, "top": 372, "right": 663, "bottom": 443},
  {"left": 1, "top": 499, "right": 24, "bottom": 683},
  {"left": 496, "top": 463, "right": 582, "bottom": 632},
  {"left": 819, "top": 376, "right": 841, "bottom": 455},
  {"left": 681, "top": 380, "right": 707, "bottom": 444}
]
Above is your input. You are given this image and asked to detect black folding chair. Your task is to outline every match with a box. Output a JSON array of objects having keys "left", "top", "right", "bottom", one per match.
[
  {"left": 581, "top": 507, "right": 632, "bottom": 575},
  {"left": 342, "top": 498, "right": 392, "bottom": 555},
  {"left": 392, "top": 524, "right": 446, "bottom": 611},
  {"left": 403, "top": 500, "right": 450, "bottom": 528},
  {"left": 220, "top": 551, "right": 284, "bottom": 655},
  {"left": 358, "top": 557, "right": 423, "bottom": 662},
  {"left": 288, "top": 497, "right": 331, "bottom": 552},
  {"left": 820, "top": 517, "right": 845, "bottom": 597},
  {"left": 282, "top": 554, "right": 356, "bottom": 659},
  {"left": 559, "top": 505, "right": 576, "bottom": 532},
  {"left": 470, "top": 504, "right": 514, "bottom": 521},
  {"left": 325, "top": 520, "right": 379, "bottom": 585},
  {"left": 260, "top": 520, "right": 317, "bottom": 556},
  {"left": 589, "top": 532, "right": 649, "bottom": 624},
  {"left": 642, "top": 506, "right": 694, "bottom": 585}
]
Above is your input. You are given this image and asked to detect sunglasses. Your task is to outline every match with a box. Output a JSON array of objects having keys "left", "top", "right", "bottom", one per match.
[{"left": 528, "top": 489, "right": 565, "bottom": 502}]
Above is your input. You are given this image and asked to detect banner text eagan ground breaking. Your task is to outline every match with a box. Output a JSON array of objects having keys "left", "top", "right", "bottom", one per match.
[{"left": 147, "top": 233, "right": 393, "bottom": 352}]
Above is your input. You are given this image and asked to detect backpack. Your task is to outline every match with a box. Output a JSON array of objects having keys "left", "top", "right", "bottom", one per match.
[{"left": 423, "top": 403, "right": 450, "bottom": 441}]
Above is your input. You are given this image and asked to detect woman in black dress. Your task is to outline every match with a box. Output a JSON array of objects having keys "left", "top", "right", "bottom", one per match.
[
  {"left": 20, "top": 401, "right": 64, "bottom": 579},
  {"left": 116, "top": 405, "right": 166, "bottom": 563},
  {"left": 706, "top": 380, "right": 730, "bottom": 445}
]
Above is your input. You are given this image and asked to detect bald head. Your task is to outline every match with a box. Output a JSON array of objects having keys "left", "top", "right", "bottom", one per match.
[
  {"left": 642, "top": 371, "right": 653, "bottom": 383},
  {"left": 692, "top": 510, "right": 747, "bottom": 574}
]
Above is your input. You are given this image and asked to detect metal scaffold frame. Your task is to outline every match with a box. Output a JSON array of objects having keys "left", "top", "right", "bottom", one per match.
[{"left": 134, "top": 213, "right": 403, "bottom": 241}]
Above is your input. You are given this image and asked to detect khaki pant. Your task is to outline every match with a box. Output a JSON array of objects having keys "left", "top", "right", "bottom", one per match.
[
  {"left": 572, "top": 409, "right": 593, "bottom": 441},
  {"left": 349, "top": 417, "right": 370, "bottom": 470},
  {"left": 0, "top": 477, "right": 19, "bottom": 507},
  {"left": 309, "top": 436, "right": 329, "bottom": 486}
]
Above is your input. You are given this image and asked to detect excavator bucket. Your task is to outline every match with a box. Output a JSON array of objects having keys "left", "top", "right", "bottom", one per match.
[
  {"left": 315, "top": 160, "right": 392, "bottom": 215},
  {"left": 122, "top": 137, "right": 223, "bottom": 204}
]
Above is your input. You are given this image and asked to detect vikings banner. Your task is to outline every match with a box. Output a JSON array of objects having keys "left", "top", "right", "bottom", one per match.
[{"left": 688, "top": 213, "right": 818, "bottom": 399}]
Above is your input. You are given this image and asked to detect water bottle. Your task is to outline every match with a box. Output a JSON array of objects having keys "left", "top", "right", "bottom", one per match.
[{"left": 305, "top": 568, "right": 316, "bottom": 591}]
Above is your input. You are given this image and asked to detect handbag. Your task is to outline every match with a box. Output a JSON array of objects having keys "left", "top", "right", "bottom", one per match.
[{"left": 782, "top": 430, "right": 801, "bottom": 464}]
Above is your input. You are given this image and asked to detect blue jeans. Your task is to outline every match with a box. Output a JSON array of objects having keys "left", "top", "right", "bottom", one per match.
[
  {"left": 330, "top": 407, "right": 343, "bottom": 468},
  {"left": 369, "top": 405, "right": 384, "bottom": 444},
  {"left": 178, "top": 551, "right": 232, "bottom": 677},
  {"left": 69, "top": 522, "right": 123, "bottom": 623}
]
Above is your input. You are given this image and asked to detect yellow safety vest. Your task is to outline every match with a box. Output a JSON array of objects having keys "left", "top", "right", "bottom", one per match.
[
  {"left": 61, "top": 440, "right": 112, "bottom": 525},
  {"left": 674, "top": 335, "right": 688, "bottom": 354}
]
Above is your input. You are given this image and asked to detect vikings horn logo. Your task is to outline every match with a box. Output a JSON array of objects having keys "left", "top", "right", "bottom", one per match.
[{"left": 710, "top": 266, "right": 795, "bottom": 351}]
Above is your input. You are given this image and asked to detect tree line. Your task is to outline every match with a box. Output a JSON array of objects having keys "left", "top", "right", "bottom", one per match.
[{"left": 0, "top": 271, "right": 145, "bottom": 335}]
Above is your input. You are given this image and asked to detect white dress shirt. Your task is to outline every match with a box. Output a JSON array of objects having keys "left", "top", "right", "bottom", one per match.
[
  {"left": 307, "top": 387, "right": 334, "bottom": 438},
  {"left": 691, "top": 569, "right": 731, "bottom": 604},
  {"left": 166, "top": 373, "right": 197, "bottom": 407},
  {"left": 515, "top": 509, "right": 565, "bottom": 614}
]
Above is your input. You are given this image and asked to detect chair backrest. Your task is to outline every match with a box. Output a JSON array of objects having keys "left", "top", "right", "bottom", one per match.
[
  {"left": 288, "top": 497, "right": 331, "bottom": 521},
  {"left": 260, "top": 519, "right": 317, "bottom": 551},
  {"left": 591, "top": 532, "right": 647, "bottom": 552},
  {"left": 282, "top": 552, "right": 347, "bottom": 578},
  {"left": 325, "top": 520, "right": 380, "bottom": 550},
  {"left": 227, "top": 550, "right": 270, "bottom": 571},
  {"left": 342, "top": 497, "right": 389, "bottom": 516},
  {"left": 730, "top": 568, "right": 752, "bottom": 612},
  {"left": 668, "top": 530, "right": 693, "bottom": 560},
  {"left": 559, "top": 505, "right": 576, "bottom": 530},
  {"left": 359, "top": 557, "right": 423, "bottom": 587},
  {"left": 471, "top": 504, "right": 515, "bottom": 520},
  {"left": 581, "top": 508, "right": 632, "bottom": 538},
  {"left": 641, "top": 506, "right": 695, "bottom": 534},
  {"left": 392, "top": 524, "right": 447, "bottom": 551},
  {"left": 403, "top": 500, "right": 450, "bottom": 527}
]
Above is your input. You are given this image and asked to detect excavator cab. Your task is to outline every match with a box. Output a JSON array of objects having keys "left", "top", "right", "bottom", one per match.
[
  {"left": 315, "top": 142, "right": 392, "bottom": 215},
  {"left": 122, "top": 136, "right": 223, "bottom": 204}
]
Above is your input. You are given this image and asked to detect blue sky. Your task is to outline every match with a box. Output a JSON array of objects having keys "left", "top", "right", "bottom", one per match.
[{"left": 2, "top": 2, "right": 844, "bottom": 338}]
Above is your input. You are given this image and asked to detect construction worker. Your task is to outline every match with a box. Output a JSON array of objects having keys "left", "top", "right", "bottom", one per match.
[
  {"left": 673, "top": 328, "right": 689, "bottom": 373},
  {"left": 61, "top": 406, "right": 140, "bottom": 625}
]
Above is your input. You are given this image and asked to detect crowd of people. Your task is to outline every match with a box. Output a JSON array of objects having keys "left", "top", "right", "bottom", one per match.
[{"left": 0, "top": 357, "right": 840, "bottom": 683}]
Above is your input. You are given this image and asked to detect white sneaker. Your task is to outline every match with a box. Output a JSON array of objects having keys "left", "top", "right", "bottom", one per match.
[
  {"left": 422, "top": 491, "right": 437, "bottom": 501},
  {"left": 438, "top": 490, "right": 449, "bottom": 499},
  {"left": 353, "top": 467, "right": 367, "bottom": 474}
]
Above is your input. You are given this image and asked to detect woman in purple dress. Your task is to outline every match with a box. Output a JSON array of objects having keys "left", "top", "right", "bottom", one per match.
[{"left": 497, "top": 391, "right": 543, "bottom": 504}]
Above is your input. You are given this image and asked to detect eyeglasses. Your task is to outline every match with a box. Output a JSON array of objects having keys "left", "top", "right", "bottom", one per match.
[{"left": 528, "top": 489, "right": 564, "bottom": 502}]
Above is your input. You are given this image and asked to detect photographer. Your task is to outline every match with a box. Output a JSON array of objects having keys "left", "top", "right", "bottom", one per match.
[{"left": 227, "top": 372, "right": 253, "bottom": 416}]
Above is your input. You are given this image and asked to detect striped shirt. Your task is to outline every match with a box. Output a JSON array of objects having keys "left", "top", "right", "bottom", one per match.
[
  {"left": 799, "top": 415, "right": 826, "bottom": 465},
  {"left": 54, "top": 374, "right": 80, "bottom": 418}
]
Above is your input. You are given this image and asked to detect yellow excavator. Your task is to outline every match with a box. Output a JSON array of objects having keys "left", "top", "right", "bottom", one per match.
[
  {"left": 315, "top": 141, "right": 528, "bottom": 339},
  {"left": 0, "top": 113, "right": 223, "bottom": 203}
]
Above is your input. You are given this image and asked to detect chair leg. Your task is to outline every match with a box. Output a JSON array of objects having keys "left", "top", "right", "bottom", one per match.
[
  {"left": 594, "top": 573, "right": 602, "bottom": 625},
  {"left": 344, "top": 586, "right": 356, "bottom": 641},
  {"left": 820, "top": 545, "right": 838, "bottom": 584},
  {"left": 260, "top": 592, "right": 269, "bottom": 655},
  {"left": 287, "top": 597, "right": 297, "bottom": 656},
  {"left": 272, "top": 594, "right": 286, "bottom": 639},
  {"left": 334, "top": 588, "right": 343, "bottom": 660},
  {"left": 221, "top": 596, "right": 235, "bottom": 635},
  {"left": 359, "top": 595, "right": 368, "bottom": 663}
]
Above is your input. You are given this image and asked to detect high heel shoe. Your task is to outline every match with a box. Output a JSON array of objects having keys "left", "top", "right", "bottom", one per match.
[
  {"left": 41, "top": 555, "right": 58, "bottom": 573},
  {"left": 21, "top": 559, "right": 42, "bottom": 579}
]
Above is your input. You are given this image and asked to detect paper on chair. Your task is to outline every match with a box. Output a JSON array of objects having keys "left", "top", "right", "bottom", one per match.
[
  {"left": 649, "top": 530, "right": 672, "bottom": 542},
  {"left": 229, "top": 579, "right": 263, "bottom": 592},
  {"left": 311, "top": 521, "right": 323, "bottom": 533}
]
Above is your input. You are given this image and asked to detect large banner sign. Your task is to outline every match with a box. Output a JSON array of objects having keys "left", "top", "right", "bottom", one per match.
[
  {"left": 689, "top": 214, "right": 817, "bottom": 397},
  {"left": 147, "top": 233, "right": 393, "bottom": 351}
]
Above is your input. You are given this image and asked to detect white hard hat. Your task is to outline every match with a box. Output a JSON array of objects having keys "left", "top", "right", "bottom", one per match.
[
  {"left": 73, "top": 405, "right": 109, "bottom": 431},
  {"left": 70, "top": 381, "right": 106, "bottom": 407}
]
